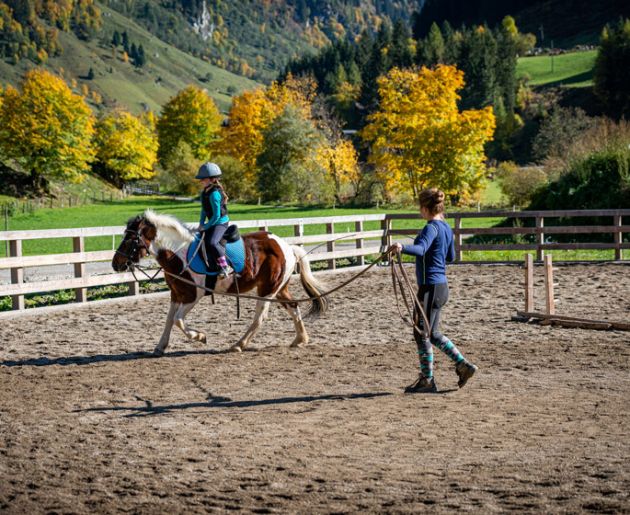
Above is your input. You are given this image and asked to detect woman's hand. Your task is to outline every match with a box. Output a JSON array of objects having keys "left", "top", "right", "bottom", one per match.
[{"left": 390, "top": 243, "right": 403, "bottom": 254}]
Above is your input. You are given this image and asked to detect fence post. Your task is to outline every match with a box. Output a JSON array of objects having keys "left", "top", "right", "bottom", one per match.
[
  {"left": 355, "top": 220, "right": 365, "bottom": 267},
  {"left": 294, "top": 221, "right": 304, "bottom": 246},
  {"left": 544, "top": 254, "right": 555, "bottom": 315},
  {"left": 4, "top": 204, "right": 8, "bottom": 257},
  {"left": 614, "top": 214, "right": 622, "bottom": 261},
  {"left": 525, "top": 253, "right": 534, "bottom": 312},
  {"left": 127, "top": 278, "right": 139, "bottom": 297},
  {"left": 380, "top": 217, "right": 391, "bottom": 254},
  {"left": 454, "top": 215, "right": 463, "bottom": 262},
  {"left": 326, "top": 222, "right": 335, "bottom": 270},
  {"left": 536, "top": 216, "right": 545, "bottom": 261},
  {"left": 73, "top": 236, "right": 87, "bottom": 303},
  {"left": 9, "top": 239, "right": 24, "bottom": 310}
]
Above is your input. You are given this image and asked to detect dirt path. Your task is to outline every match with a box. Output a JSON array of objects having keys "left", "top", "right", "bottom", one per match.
[{"left": 1, "top": 264, "right": 629, "bottom": 513}]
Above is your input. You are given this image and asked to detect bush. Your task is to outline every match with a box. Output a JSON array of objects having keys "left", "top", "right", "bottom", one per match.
[
  {"left": 211, "top": 154, "right": 250, "bottom": 201},
  {"left": 532, "top": 107, "right": 596, "bottom": 163},
  {"left": 496, "top": 161, "right": 548, "bottom": 207},
  {"left": 529, "top": 148, "right": 630, "bottom": 210},
  {"left": 158, "top": 141, "right": 201, "bottom": 196}
]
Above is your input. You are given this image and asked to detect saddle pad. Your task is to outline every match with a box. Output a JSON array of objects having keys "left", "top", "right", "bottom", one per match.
[{"left": 186, "top": 235, "right": 246, "bottom": 275}]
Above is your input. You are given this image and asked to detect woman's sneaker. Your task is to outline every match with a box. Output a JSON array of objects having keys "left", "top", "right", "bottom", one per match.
[
  {"left": 404, "top": 375, "right": 438, "bottom": 394},
  {"left": 455, "top": 361, "right": 478, "bottom": 388}
]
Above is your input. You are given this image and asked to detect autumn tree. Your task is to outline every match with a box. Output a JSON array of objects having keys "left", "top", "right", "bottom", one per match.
[
  {"left": 361, "top": 65, "right": 495, "bottom": 202},
  {"left": 312, "top": 99, "right": 360, "bottom": 202},
  {"left": 315, "top": 139, "right": 359, "bottom": 203},
  {"left": 218, "top": 75, "right": 317, "bottom": 200},
  {"left": 257, "top": 105, "right": 330, "bottom": 203},
  {"left": 0, "top": 69, "right": 95, "bottom": 190},
  {"left": 157, "top": 85, "right": 223, "bottom": 166},
  {"left": 94, "top": 110, "right": 158, "bottom": 186}
]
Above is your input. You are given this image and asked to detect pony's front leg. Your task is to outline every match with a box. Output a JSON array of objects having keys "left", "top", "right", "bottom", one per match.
[
  {"left": 154, "top": 301, "right": 178, "bottom": 356},
  {"left": 230, "top": 300, "right": 270, "bottom": 352},
  {"left": 173, "top": 300, "right": 207, "bottom": 345}
]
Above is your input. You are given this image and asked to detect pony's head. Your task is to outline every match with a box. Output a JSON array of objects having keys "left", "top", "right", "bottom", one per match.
[{"left": 111, "top": 215, "right": 157, "bottom": 272}]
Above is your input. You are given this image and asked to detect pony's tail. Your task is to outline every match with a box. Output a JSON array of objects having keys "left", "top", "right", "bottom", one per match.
[{"left": 292, "top": 245, "right": 328, "bottom": 318}]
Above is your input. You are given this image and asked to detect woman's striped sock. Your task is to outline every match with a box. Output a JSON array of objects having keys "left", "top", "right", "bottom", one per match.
[
  {"left": 418, "top": 343, "right": 433, "bottom": 379},
  {"left": 433, "top": 339, "right": 465, "bottom": 364}
]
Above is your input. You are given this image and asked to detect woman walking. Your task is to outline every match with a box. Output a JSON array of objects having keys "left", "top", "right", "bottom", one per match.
[{"left": 392, "top": 188, "right": 477, "bottom": 393}]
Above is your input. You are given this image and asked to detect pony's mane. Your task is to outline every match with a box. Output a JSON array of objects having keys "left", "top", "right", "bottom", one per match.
[{"left": 144, "top": 209, "right": 195, "bottom": 251}]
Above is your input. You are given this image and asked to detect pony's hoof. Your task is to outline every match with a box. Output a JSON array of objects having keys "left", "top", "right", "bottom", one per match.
[
  {"left": 290, "top": 339, "right": 308, "bottom": 348},
  {"left": 198, "top": 333, "right": 207, "bottom": 343},
  {"left": 229, "top": 344, "right": 243, "bottom": 353},
  {"left": 153, "top": 348, "right": 164, "bottom": 357}
]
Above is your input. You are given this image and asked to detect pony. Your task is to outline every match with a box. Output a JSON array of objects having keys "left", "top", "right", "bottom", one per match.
[{"left": 111, "top": 210, "right": 328, "bottom": 355}]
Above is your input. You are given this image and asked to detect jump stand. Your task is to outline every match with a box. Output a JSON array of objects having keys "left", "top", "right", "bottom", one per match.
[{"left": 514, "top": 254, "right": 630, "bottom": 331}]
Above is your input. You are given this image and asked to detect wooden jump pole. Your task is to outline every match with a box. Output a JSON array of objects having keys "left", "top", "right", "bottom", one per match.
[{"left": 525, "top": 253, "right": 534, "bottom": 312}]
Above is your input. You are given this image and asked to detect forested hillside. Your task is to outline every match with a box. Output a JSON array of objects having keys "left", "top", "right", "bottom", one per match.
[
  {"left": 414, "top": 0, "right": 630, "bottom": 47},
  {"left": 100, "top": 0, "right": 420, "bottom": 82},
  {"left": 0, "top": 0, "right": 258, "bottom": 114}
]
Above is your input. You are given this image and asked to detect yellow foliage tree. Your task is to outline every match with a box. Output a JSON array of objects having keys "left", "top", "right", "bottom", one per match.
[
  {"left": 94, "top": 110, "right": 158, "bottom": 186},
  {"left": 0, "top": 69, "right": 95, "bottom": 187},
  {"left": 315, "top": 139, "right": 360, "bottom": 203},
  {"left": 361, "top": 65, "right": 496, "bottom": 201},
  {"left": 157, "top": 85, "right": 223, "bottom": 165}
]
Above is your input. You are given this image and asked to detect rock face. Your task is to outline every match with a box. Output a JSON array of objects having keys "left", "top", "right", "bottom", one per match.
[{"left": 192, "top": 1, "right": 214, "bottom": 42}]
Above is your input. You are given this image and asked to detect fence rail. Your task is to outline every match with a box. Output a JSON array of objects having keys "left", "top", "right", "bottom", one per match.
[{"left": 1, "top": 209, "right": 628, "bottom": 312}]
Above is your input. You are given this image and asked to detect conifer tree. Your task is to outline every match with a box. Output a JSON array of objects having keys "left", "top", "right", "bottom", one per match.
[
  {"left": 112, "top": 30, "right": 121, "bottom": 47},
  {"left": 594, "top": 18, "right": 630, "bottom": 120},
  {"left": 458, "top": 25, "right": 498, "bottom": 110},
  {"left": 122, "top": 31, "right": 129, "bottom": 53}
]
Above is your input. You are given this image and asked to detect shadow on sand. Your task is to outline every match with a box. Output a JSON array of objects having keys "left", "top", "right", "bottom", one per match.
[
  {"left": 0, "top": 348, "right": 229, "bottom": 368},
  {"left": 74, "top": 391, "right": 396, "bottom": 417}
]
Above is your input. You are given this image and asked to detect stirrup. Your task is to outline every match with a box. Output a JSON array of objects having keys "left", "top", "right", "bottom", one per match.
[{"left": 218, "top": 265, "right": 233, "bottom": 279}]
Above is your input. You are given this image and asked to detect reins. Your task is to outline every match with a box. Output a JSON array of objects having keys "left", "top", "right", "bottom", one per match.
[
  {"left": 120, "top": 222, "right": 431, "bottom": 335},
  {"left": 129, "top": 246, "right": 431, "bottom": 336}
]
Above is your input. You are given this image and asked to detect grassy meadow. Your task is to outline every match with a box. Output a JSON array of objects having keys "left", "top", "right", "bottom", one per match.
[{"left": 516, "top": 49, "right": 597, "bottom": 87}]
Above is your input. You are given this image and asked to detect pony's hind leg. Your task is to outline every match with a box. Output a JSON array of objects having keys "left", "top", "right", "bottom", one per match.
[
  {"left": 277, "top": 286, "right": 308, "bottom": 347},
  {"left": 173, "top": 300, "right": 207, "bottom": 345},
  {"left": 154, "top": 301, "right": 178, "bottom": 356},
  {"left": 231, "top": 300, "right": 270, "bottom": 352}
]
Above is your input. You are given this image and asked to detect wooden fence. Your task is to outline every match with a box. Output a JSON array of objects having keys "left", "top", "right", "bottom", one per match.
[{"left": 0, "top": 209, "right": 628, "bottom": 312}]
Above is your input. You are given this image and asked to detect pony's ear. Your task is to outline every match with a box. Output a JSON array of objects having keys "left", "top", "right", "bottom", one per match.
[{"left": 141, "top": 221, "right": 157, "bottom": 241}]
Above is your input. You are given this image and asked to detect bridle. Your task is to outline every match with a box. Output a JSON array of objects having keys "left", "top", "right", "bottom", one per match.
[{"left": 115, "top": 227, "right": 151, "bottom": 270}]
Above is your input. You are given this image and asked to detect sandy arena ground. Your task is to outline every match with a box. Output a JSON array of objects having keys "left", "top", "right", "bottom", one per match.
[{"left": 1, "top": 263, "right": 629, "bottom": 513}]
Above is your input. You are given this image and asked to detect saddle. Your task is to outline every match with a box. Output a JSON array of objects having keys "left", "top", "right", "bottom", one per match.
[{"left": 186, "top": 224, "right": 246, "bottom": 277}]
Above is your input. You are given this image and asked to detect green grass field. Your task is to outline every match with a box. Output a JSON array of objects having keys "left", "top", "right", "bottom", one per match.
[{"left": 517, "top": 50, "right": 597, "bottom": 87}]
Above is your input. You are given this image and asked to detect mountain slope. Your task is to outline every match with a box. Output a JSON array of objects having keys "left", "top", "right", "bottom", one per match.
[
  {"left": 0, "top": 2, "right": 259, "bottom": 115},
  {"left": 100, "top": 0, "right": 421, "bottom": 82}
]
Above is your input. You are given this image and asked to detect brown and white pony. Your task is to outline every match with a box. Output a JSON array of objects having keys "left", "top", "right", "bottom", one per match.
[{"left": 111, "top": 210, "right": 328, "bottom": 355}]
